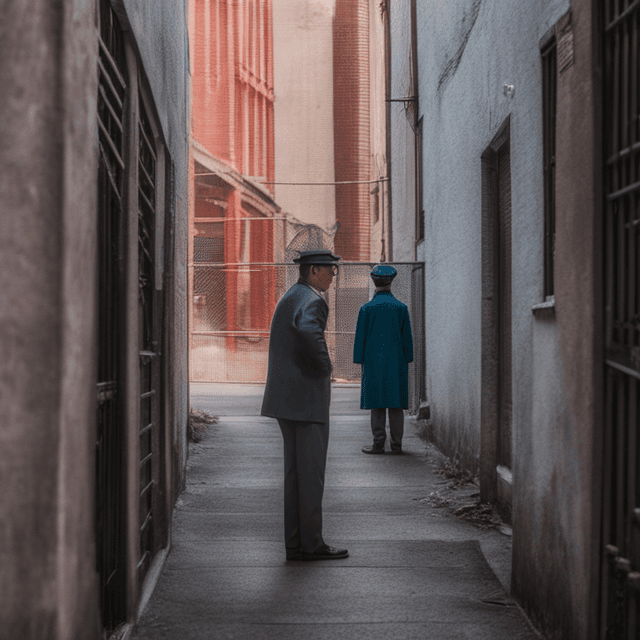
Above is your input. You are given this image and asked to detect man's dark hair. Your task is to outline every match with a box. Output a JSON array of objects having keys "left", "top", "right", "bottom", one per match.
[
  {"left": 299, "top": 264, "right": 312, "bottom": 279},
  {"left": 372, "top": 277, "right": 393, "bottom": 288}
]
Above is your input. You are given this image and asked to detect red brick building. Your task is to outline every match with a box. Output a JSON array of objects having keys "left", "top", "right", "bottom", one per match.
[
  {"left": 189, "top": 0, "right": 387, "bottom": 382},
  {"left": 333, "top": 0, "right": 372, "bottom": 261},
  {"left": 188, "top": 0, "right": 280, "bottom": 378}
]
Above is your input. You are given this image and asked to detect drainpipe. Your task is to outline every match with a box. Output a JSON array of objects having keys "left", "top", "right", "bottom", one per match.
[
  {"left": 410, "top": 0, "right": 420, "bottom": 261},
  {"left": 384, "top": 0, "right": 393, "bottom": 262}
]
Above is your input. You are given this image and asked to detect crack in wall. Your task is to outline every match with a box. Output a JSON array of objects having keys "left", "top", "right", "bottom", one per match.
[{"left": 437, "top": 0, "right": 483, "bottom": 92}]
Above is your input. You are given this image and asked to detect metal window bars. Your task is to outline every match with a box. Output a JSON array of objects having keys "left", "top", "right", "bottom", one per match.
[
  {"left": 601, "top": 1, "right": 640, "bottom": 638},
  {"left": 541, "top": 36, "right": 557, "bottom": 298},
  {"left": 137, "top": 94, "right": 159, "bottom": 583},
  {"left": 96, "top": 0, "right": 127, "bottom": 631}
]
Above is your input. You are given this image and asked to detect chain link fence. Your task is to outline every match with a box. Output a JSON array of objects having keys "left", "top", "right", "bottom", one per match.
[{"left": 190, "top": 262, "right": 425, "bottom": 412}]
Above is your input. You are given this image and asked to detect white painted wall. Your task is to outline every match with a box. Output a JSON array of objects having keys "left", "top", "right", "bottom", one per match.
[{"left": 412, "top": 0, "right": 568, "bottom": 467}]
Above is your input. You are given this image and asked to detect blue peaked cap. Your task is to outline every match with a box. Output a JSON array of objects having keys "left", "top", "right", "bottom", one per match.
[{"left": 370, "top": 264, "right": 397, "bottom": 280}]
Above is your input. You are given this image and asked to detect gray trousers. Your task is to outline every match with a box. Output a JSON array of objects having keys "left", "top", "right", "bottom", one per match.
[
  {"left": 277, "top": 418, "right": 329, "bottom": 553},
  {"left": 371, "top": 408, "right": 404, "bottom": 448}
]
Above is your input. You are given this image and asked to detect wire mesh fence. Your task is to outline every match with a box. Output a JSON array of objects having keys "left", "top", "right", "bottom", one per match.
[{"left": 190, "top": 262, "right": 425, "bottom": 411}]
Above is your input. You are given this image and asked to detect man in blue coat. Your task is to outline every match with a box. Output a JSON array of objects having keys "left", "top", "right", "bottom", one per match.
[
  {"left": 262, "top": 249, "right": 349, "bottom": 561},
  {"left": 353, "top": 265, "right": 414, "bottom": 454}
]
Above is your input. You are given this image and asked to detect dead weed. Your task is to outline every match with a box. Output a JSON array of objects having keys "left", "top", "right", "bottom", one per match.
[
  {"left": 436, "top": 460, "right": 477, "bottom": 489},
  {"left": 188, "top": 408, "right": 219, "bottom": 443},
  {"left": 452, "top": 502, "right": 502, "bottom": 529}
]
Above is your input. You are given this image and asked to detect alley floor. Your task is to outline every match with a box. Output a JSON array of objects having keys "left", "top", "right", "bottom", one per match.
[{"left": 131, "top": 384, "right": 541, "bottom": 640}]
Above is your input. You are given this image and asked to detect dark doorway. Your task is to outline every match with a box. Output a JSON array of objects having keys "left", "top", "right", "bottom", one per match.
[
  {"left": 481, "top": 118, "right": 513, "bottom": 516},
  {"left": 600, "top": 2, "right": 640, "bottom": 638}
]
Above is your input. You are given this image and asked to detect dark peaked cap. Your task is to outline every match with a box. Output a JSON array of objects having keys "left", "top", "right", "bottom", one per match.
[
  {"left": 370, "top": 264, "right": 397, "bottom": 280},
  {"left": 293, "top": 249, "right": 341, "bottom": 265}
]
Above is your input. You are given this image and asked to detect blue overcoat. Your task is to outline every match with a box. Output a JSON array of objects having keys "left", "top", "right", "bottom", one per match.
[{"left": 353, "top": 291, "right": 414, "bottom": 409}]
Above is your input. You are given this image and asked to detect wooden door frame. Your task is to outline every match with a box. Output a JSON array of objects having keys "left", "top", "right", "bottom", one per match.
[{"left": 480, "top": 116, "right": 513, "bottom": 517}]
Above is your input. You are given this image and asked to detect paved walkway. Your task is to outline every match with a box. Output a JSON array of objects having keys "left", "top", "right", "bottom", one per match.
[{"left": 132, "top": 384, "right": 541, "bottom": 640}]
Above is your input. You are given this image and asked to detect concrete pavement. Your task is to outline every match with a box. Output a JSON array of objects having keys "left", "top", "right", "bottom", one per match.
[{"left": 132, "top": 384, "right": 541, "bottom": 639}]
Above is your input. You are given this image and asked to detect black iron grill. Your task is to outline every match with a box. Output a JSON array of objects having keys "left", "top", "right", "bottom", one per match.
[
  {"left": 137, "top": 94, "right": 159, "bottom": 582},
  {"left": 96, "top": 0, "right": 127, "bottom": 631},
  {"left": 601, "top": 1, "right": 640, "bottom": 637}
]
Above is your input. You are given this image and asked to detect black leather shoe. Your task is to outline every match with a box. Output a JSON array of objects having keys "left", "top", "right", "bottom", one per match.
[
  {"left": 390, "top": 447, "right": 403, "bottom": 454},
  {"left": 362, "top": 444, "right": 385, "bottom": 454},
  {"left": 302, "top": 545, "right": 349, "bottom": 561},
  {"left": 286, "top": 548, "right": 304, "bottom": 561}
]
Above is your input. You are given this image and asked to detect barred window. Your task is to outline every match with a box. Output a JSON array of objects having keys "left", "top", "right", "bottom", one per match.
[
  {"left": 416, "top": 116, "right": 425, "bottom": 243},
  {"left": 541, "top": 37, "right": 557, "bottom": 297}
]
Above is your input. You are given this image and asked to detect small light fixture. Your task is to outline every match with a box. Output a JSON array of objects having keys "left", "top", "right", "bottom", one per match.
[{"left": 503, "top": 83, "right": 515, "bottom": 99}]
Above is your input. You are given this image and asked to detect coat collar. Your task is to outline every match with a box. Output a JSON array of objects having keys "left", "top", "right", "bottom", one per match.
[{"left": 297, "top": 279, "right": 329, "bottom": 306}]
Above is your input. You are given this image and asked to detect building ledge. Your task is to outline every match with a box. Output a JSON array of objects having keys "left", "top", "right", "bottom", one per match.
[
  {"left": 531, "top": 295, "right": 555, "bottom": 317},
  {"left": 496, "top": 464, "right": 513, "bottom": 486}
]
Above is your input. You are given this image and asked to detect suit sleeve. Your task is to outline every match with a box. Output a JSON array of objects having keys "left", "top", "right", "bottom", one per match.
[
  {"left": 402, "top": 307, "right": 414, "bottom": 363},
  {"left": 295, "top": 297, "right": 332, "bottom": 375},
  {"left": 353, "top": 306, "right": 367, "bottom": 364}
]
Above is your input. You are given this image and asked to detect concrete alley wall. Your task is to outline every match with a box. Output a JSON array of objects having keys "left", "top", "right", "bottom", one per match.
[
  {"left": 0, "top": 1, "right": 101, "bottom": 637},
  {"left": 0, "top": 0, "right": 190, "bottom": 637},
  {"left": 511, "top": 1, "right": 603, "bottom": 637},
  {"left": 414, "top": 0, "right": 567, "bottom": 475}
]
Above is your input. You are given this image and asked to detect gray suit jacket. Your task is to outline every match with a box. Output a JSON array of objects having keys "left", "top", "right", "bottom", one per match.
[{"left": 261, "top": 280, "right": 332, "bottom": 424}]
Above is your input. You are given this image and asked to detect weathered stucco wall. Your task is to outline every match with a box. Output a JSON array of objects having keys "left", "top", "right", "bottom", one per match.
[
  {"left": 0, "top": 1, "right": 190, "bottom": 637},
  {"left": 414, "top": 0, "right": 568, "bottom": 469},
  {"left": 273, "top": 0, "right": 336, "bottom": 231},
  {"left": 411, "top": 0, "right": 601, "bottom": 637},
  {"left": 512, "top": 1, "right": 603, "bottom": 637},
  {"left": 0, "top": 1, "right": 101, "bottom": 638}
]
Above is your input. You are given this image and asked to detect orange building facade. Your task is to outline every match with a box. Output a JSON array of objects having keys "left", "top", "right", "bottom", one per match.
[{"left": 188, "top": 0, "right": 280, "bottom": 379}]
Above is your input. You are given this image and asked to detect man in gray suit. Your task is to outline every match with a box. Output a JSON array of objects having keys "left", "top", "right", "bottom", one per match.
[{"left": 261, "top": 249, "right": 349, "bottom": 562}]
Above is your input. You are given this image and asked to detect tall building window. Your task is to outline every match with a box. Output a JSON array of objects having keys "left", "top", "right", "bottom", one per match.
[{"left": 542, "top": 37, "right": 556, "bottom": 297}]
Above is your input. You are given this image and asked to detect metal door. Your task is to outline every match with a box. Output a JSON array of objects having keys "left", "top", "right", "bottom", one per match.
[
  {"left": 137, "top": 94, "right": 163, "bottom": 583},
  {"left": 497, "top": 140, "right": 513, "bottom": 470},
  {"left": 96, "top": 0, "right": 127, "bottom": 631},
  {"left": 601, "top": 1, "right": 640, "bottom": 637}
]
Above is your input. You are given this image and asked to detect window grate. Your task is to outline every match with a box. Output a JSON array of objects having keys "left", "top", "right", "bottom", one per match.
[
  {"left": 96, "top": 0, "right": 127, "bottom": 632},
  {"left": 137, "top": 93, "right": 159, "bottom": 583},
  {"left": 600, "top": 1, "right": 640, "bottom": 637},
  {"left": 542, "top": 37, "right": 557, "bottom": 297}
]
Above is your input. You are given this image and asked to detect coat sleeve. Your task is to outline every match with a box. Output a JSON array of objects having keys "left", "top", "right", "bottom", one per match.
[
  {"left": 295, "top": 297, "right": 332, "bottom": 376},
  {"left": 402, "top": 307, "right": 414, "bottom": 363},
  {"left": 353, "top": 306, "right": 367, "bottom": 364}
]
